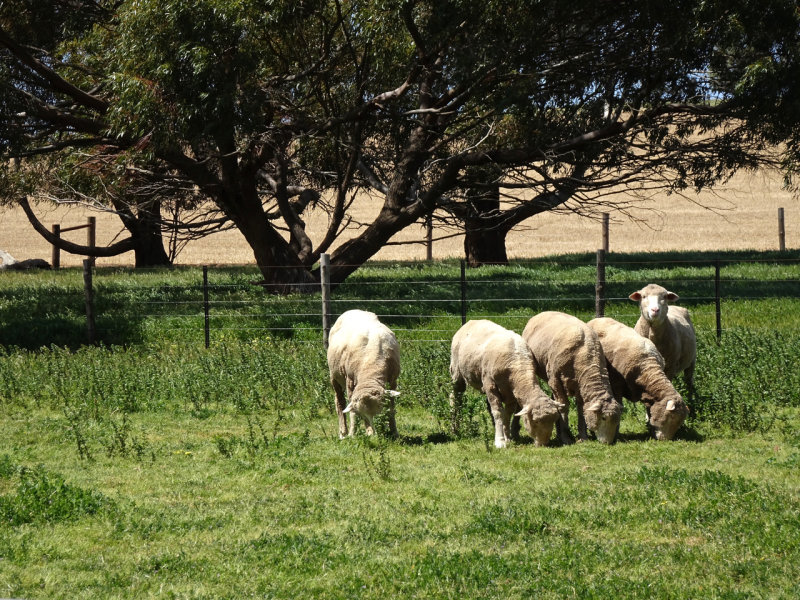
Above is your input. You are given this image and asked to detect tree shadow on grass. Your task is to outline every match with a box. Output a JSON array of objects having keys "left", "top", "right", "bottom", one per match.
[{"left": 399, "top": 432, "right": 454, "bottom": 446}]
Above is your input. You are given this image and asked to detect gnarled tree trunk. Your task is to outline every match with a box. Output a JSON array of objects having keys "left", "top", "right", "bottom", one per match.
[{"left": 462, "top": 165, "right": 510, "bottom": 267}]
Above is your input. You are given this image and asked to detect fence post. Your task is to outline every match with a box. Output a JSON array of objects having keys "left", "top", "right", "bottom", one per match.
[
  {"left": 320, "top": 253, "right": 331, "bottom": 349},
  {"left": 83, "top": 259, "right": 95, "bottom": 344},
  {"left": 460, "top": 259, "right": 467, "bottom": 325},
  {"left": 602, "top": 212, "right": 609, "bottom": 254},
  {"left": 426, "top": 215, "right": 433, "bottom": 261},
  {"left": 87, "top": 216, "right": 96, "bottom": 268},
  {"left": 714, "top": 260, "right": 722, "bottom": 341},
  {"left": 52, "top": 224, "right": 61, "bottom": 269},
  {"left": 595, "top": 248, "right": 606, "bottom": 318},
  {"left": 778, "top": 207, "right": 786, "bottom": 252},
  {"left": 203, "top": 266, "right": 210, "bottom": 349}
]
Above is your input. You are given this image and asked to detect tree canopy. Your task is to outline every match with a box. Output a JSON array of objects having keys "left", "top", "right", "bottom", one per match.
[{"left": 2, "top": 0, "right": 799, "bottom": 287}]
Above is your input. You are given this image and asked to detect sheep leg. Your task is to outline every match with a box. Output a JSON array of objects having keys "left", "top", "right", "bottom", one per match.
[
  {"left": 449, "top": 376, "right": 467, "bottom": 436},
  {"left": 486, "top": 388, "right": 509, "bottom": 449},
  {"left": 346, "top": 377, "right": 358, "bottom": 436},
  {"left": 575, "top": 393, "right": 589, "bottom": 442},
  {"left": 501, "top": 399, "right": 516, "bottom": 444},
  {"left": 684, "top": 362, "right": 696, "bottom": 405},
  {"left": 510, "top": 402, "right": 522, "bottom": 441},
  {"left": 332, "top": 378, "right": 348, "bottom": 439},
  {"left": 387, "top": 383, "right": 399, "bottom": 438},
  {"left": 550, "top": 377, "right": 574, "bottom": 445}
]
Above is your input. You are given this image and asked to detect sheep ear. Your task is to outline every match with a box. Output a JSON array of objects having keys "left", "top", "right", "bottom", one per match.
[
  {"left": 665, "top": 292, "right": 679, "bottom": 302},
  {"left": 628, "top": 291, "right": 643, "bottom": 302},
  {"left": 588, "top": 401, "right": 602, "bottom": 413},
  {"left": 514, "top": 405, "right": 533, "bottom": 417},
  {"left": 343, "top": 402, "right": 354, "bottom": 413},
  {"left": 553, "top": 400, "right": 566, "bottom": 409},
  {"left": 385, "top": 390, "right": 401, "bottom": 398},
  {"left": 666, "top": 400, "right": 676, "bottom": 412}
]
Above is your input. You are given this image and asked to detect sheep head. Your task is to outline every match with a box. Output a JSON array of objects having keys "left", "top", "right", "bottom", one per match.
[
  {"left": 515, "top": 398, "right": 562, "bottom": 447},
  {"left": 343, "top": 388, "right": 400, "bottom": 420},
  {"left": 648, "top": 396, "right": 689, "bottom": 441},
  {"left": 629, "top": 284, "right": 679, "bottom": 326},
  {"left": 584, "top": 396, "right": 622, "bottom": 444}
]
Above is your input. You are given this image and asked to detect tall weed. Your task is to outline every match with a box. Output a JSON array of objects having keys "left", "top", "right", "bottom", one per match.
[
  {"left": 692, "top": 329, "right": 800, "bottom": 432},
  {"left": 0, "top": 462, "right": 112, "bottom": 526}
]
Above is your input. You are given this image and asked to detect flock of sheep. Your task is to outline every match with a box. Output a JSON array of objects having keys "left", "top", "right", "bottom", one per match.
[{"left": 327, "top": 283, "right": 697, "bottom": 446}]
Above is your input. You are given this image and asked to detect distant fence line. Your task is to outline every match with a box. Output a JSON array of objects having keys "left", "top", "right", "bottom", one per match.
[
  {"left": 73, "top": 254, "right": 800, "bottom": 347},
  {"left": 49, "top": 208, "right": 789, "bottom": 269}
]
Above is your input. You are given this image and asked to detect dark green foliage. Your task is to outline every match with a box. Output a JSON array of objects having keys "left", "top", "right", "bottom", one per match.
[
  {"left": 0, "top": 463, "right": 112, "bottom": 526},
  {"left": 692, "top": 329, "right": 800, "bottom": 432}
]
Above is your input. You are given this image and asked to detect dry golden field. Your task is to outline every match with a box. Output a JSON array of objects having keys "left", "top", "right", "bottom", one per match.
[{"left": 0, "top": 168, "right": 796, "bottom": 267}]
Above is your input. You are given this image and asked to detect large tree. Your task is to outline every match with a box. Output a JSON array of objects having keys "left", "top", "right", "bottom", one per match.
[
  {"left": 0, "top": 0, "right": 178, "bottom": 266},
  {"left": 2, "top": 0, "right": 799, "bottom": 287}
]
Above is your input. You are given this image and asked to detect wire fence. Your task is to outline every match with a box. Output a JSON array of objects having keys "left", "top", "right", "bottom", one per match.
[{"left": 47, "top": 253, "right": 795, "bottom": 348}]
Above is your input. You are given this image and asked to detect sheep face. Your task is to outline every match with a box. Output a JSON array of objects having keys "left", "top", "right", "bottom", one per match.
[
  {"left": 584, "top": 399, "right": 622, "bottom": 444},
  {"left": 648, "top": 397, "right": 689, "bottom": 441},
  {"left": 630, "top": 284, "right": 679, "bottom": 326},
  {"left": 343, "top": 389, "right": 400, "bottom": 422},
  {"left": 516, "top": 400, "right": 561, "bottom": 447}
]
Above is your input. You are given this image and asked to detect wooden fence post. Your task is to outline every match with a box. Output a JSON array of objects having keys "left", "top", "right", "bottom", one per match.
[
  {"left": 203, "top": 266, "right": 210, "bottom": 349},
  {"left": 426, "top": 215, "right": 433, "bottom": 261},
  {"left": 602, "top": 213, "right": 609, "bottom": 254},
  {"left": 51, "top": 224, "right": 61, "bottom": 269},
  {"left": 779, "top": 207, "right": 786, "bottom": 252},
  {"left": 320, "top": 253, "right": 331, "bottom": 349},
  {"left": 83, "top": 259, "right": 95, "bottom": 344},
  {"left": 87, "top": 216, "right": 96, "bottom": 267},
  {"left": 460, "top": 259, "right": 467, "bottom": 325},
  {"left": 595, "top": 249, "right": 606, "bottom": 318}
]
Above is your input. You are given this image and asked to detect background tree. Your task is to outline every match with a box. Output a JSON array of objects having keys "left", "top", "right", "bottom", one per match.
[
  {"left": 3, "top": 0, "right": 799, "bottom": 287},
  {"left": 0, "top": 0, "right": 180, "bottom": 266},
  {"left": 342, "top": 0, "right": 800, "bottom": 273}
]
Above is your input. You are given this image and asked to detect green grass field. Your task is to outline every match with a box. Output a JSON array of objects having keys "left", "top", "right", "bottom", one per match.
[{"left": 1, "top": 251, "right": 799, "bottom": 599}]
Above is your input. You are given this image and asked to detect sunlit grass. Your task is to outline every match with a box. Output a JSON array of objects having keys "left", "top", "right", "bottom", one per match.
[{"left": 1, "top": 253, "right": 799, "bottom": 598}]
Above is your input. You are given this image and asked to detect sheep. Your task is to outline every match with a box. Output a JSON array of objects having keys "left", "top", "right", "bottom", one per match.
[
  {"left": 521, "top": 311, "right": 622, "bottom": 445},
  {"left": 327, "top": 310, "right": 400, "bottom": 438},
  {"left": 629, "top": 284, "right": 697, "bottom": 398},
  {"left": 587, "top": 317, "right": 689, "bottom": 441},
  {"left": 450, "top": 319, "right": 562, "bottom": 448}
]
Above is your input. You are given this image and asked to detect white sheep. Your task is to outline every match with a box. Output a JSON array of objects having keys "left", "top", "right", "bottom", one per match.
[
  {"left": 629, "top": 284, "right": 697, "bottom": 397},
  {"left": 327, "top": 310, "right": 400, "bottom": 438},
  {"left": 522, "top": 311, "right": 622, "bottom": 445},
  {"left": 450, "top": 319, "right": 562, "bottom": 448},
  {"left": 587, "top": 317, "right": 689, "bottom": 441}
]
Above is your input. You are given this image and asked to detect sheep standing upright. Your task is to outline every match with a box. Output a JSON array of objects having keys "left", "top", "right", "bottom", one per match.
[
  {"left": 587, "top": 317, "right": 689, "bottom": 441},
  {"left": 629, "top": 284, "right": 697, "bottom": 398},
  {"left": 450, "top": 319, "right": 562, "bottom": 448},
  {"left": 327, "top": 310, "right": 400, "bottom": 438},
  {"left": 522, "top": 311, "right": 622, "bottom": 445}
]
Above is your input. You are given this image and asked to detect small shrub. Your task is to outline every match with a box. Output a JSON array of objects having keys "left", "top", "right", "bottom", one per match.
[{"left": 0, "top": 465, "right": 112, "bottom": 526}]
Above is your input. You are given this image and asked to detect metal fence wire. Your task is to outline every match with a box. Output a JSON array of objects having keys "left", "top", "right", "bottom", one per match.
[{"left": 74, "top": 254, "right": 800, "bottom": 348}]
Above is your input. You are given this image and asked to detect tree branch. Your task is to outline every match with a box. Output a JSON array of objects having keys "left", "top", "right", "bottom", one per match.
[
  {"left": 18, "top": 196, "right": 136, "bottom": 257},
  {"left": 0, "top": 27, "right": 108, "bottom": 114}
]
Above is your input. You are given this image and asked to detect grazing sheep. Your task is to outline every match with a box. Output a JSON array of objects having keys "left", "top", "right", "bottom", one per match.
[
  {"left": 522, "top": 311, "right": 622, "bottom": 445},
  {"left": 629, "top": 284, "right": 697, "bottom": 397},
  {"left": 587, "top": 317, "right": 689, "bottom": 441},
  {"left": 327, "top": 310, "right": 400, "bottom": 438},
  {"left": 450, "top": 319, "right": 562, "bottom": 448}
]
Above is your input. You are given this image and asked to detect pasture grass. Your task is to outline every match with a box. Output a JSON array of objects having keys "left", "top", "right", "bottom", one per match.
[
  {"left": 1, "top": 402, "right": 799, "bottom": 598},
  {"left": 1, "top": 251, "right": 799, "bottom": 598}
]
